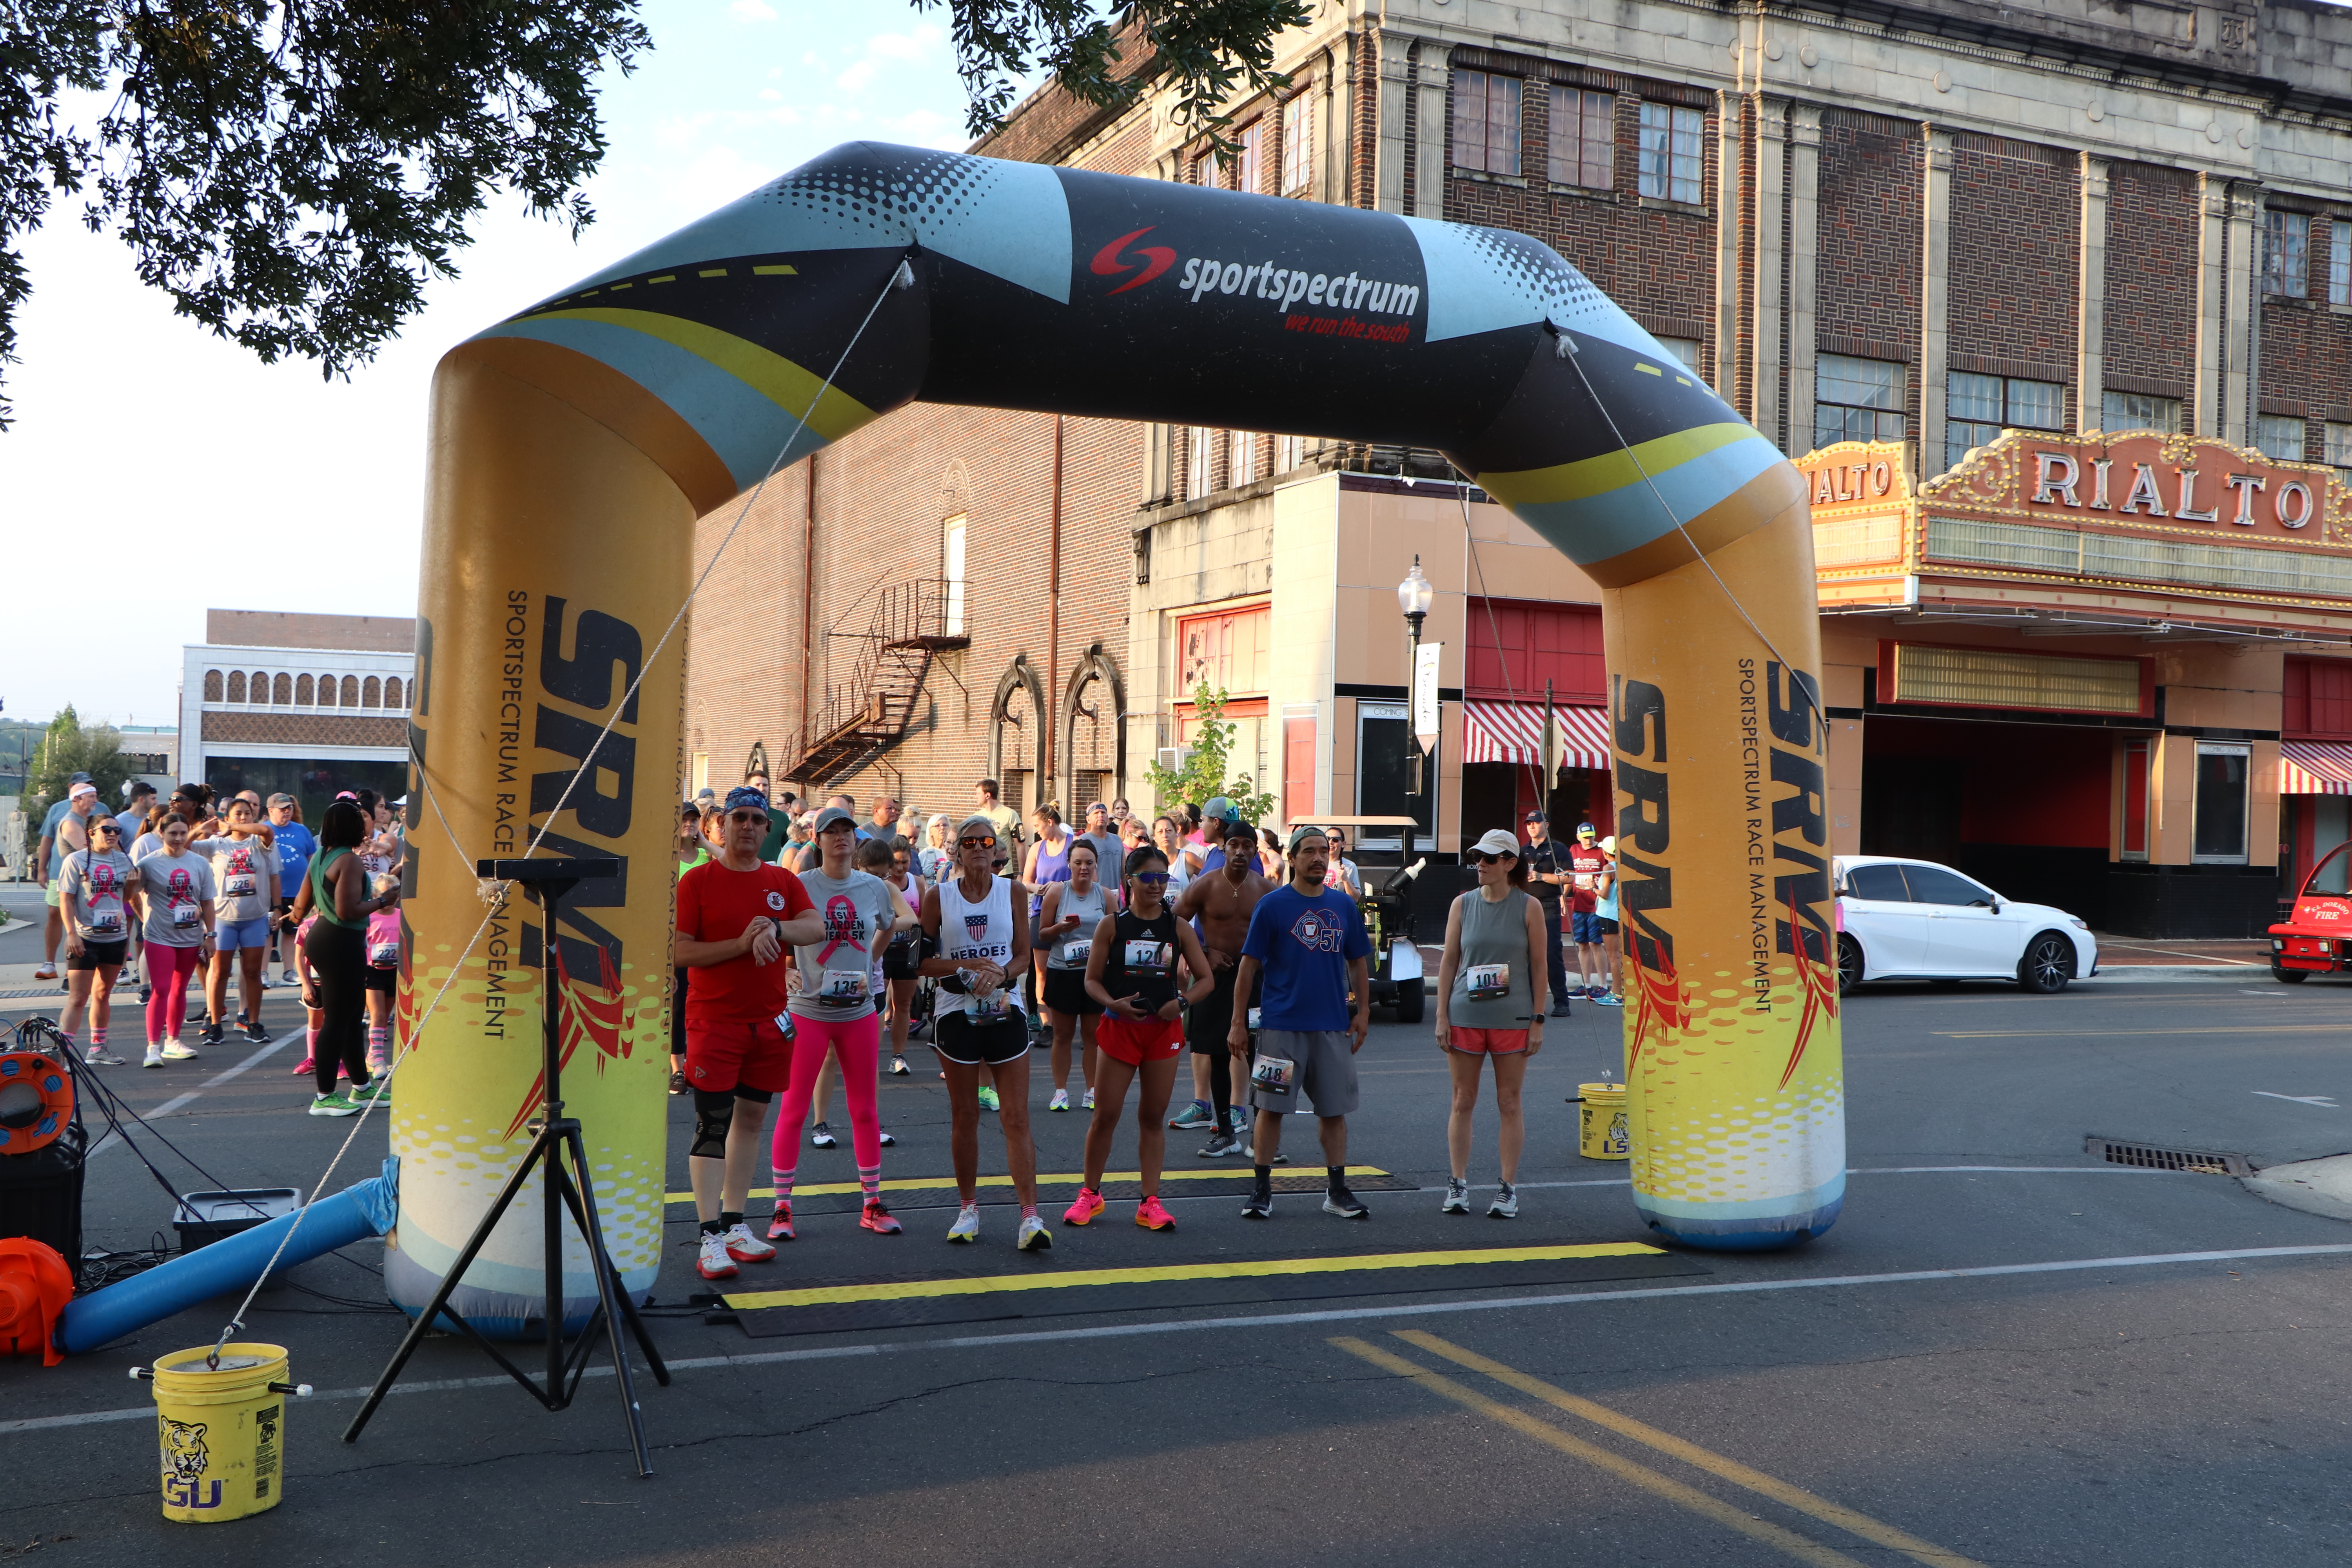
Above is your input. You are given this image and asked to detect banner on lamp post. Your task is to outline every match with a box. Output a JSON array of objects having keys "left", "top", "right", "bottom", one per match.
[{"left": 1413, "top": 642, "right": 1442, "bottom": 749}]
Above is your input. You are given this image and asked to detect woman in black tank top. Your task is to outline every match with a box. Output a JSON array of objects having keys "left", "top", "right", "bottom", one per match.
[{"left": 1063, "top": 845, "right": 1214, "bottom": 1232}]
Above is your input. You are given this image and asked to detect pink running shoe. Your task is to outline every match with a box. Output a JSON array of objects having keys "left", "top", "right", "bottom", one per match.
[
  {"left": 860, "top": 1197, "right": 903, "bottom": 1234},
  {"left": 1062, "top": 1186, "right": 1105, "bottom": 1226},
  {"left": 766, "top": 1201, "right": 795, "bottom": 1241},
  {"left": 1134, "top": 1195, "right": 1176, "bottom": 1231},
  {"left": 291, "top": 1056, "right": 315, "bottom": 1076}
]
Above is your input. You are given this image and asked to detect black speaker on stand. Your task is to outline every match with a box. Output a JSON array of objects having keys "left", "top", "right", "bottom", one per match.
[{"left": 0, "top": 1022, "right": 87, "bottom": 1287}]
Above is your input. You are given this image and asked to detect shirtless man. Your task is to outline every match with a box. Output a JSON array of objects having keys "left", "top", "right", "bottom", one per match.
[{"left": 1174, "top": 825, "right": 1271, "bottom": 1157}]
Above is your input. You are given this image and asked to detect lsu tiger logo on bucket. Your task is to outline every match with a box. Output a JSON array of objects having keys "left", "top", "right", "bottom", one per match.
[{"left": 162, "top": 1417, "right": 208, "bottom": 1482}]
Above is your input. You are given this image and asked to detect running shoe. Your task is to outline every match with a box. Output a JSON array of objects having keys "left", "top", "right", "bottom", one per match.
[
  {"left": 878, "top": 1127, "right": 897, "bottom": 1147},
  {"left": 291, "top": 1056, "right": 314, "bottom": 1076},
  {"left": 767, "top": 1201, "right": 795, "bottom": 1241},
  {"left": 976, "top": 1086, "right": 1000, "bottom": 1112},
  {"left": 84, "top": 1046, "right": 126, "bottom": 1066},
  {"left": 1441, "top": 1178, "right": 1470, "bottom": 1214},
  {"left": 809, "top": 1121, "right": 837, "bottom": 1149},
  {"left": 242, "top": 1018, "right": 271, "bottom": 1044},
  {"left": 1596, "top": 992, "right": 1623, "bottom": 1007},
  {"left": 1169, "top": 1100, "right": 1214, "bottom": 1130},
  {"left": 721, "top": 1222, "right": 775, "bottom": 1262},
  {"left": 1198, "top": 1132, "right": 1244, "bottom": 1159},
  {"left": 889, "top": 1055, "right": 909, "bottom": 1076},
  {"left": 280, "top": 966, "right": 298, "bottom": 985},
  {"left": 695, "top": 1231, "right": 739, "bottom": 1280},
  {"left": 32, "top": 962, "right": 56, "bottom": 981},
  {"left": 668, "top": 1066, "right": 688, "bottom": 1095},
  {"left": 160, "top": 1039, "right": 199, "bottom": 1061},
  {"left": 260, "top": 971, "right": 277, "bottom": 989},
  {"left": 200, "top": 1020, "right": 225, "bottom": 1048},
  {"left": 1241, "top": 1185, "right": 1273, "bottom": 1220},
  {"left": 1323, "top": 1185, "right": 1369, "bottom": 1220},
  {"left": 1049, "top": 1088, "right": 1070, "bottom": 1112},
  {"left": 1062, "top": 1186, "right": 1105, "bottom": 1226},
  {"left": 860, "top": 1197, "right": 903, "bottom": 1235},
  {"left": 308, "top": 1091, "right": 361, "bottom": 1117},
  {"left": 349, "top": 1079, "right": 390, "bottom": 1104},
  {"left": 947, "top": 1204, "right": 980, "bottom": 1243},
  {"left": 143, "top": 1046, "right": 164, "bottom": 1068},
  {"left": 139, "top": 984, "right": 151, "bottom": 1004},
  {"left": 1549, "top": 1002, "right": 1573, "bottom": 1018},
  {"left": 1488, "top": 1182, "right": 1519, "bottom": 1219},
  {"left": 1134, "top": 1195, "right": 1175, "bottom": 1231},
  {"left": 366, "top": 1051, "right": 388, "bottom": 1075},
  {"left": 1082, "top": 1088, "right": 1096, "bottom": 1111},
  {"left": 1016, "top": 1214, "right": 1053, "bottom": 1251}
]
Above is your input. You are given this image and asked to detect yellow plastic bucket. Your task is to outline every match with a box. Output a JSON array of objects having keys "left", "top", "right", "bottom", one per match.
[
  {"left": 1577, "top": 1082, "right": 1630, "bottom": 1161},
  {"left": 143, "top": 1342, "right": 302, "bottom": 1523}
]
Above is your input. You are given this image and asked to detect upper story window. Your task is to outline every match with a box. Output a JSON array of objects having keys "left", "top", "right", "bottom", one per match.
[
  {"left": 1947, "top": 371, "right": 2062, "bottom": 469},
  {"left": 2256, "top": 413, "right": 2307, "bottom": 463},
  {"left": 1452, "top": 70, "right": 1522, "bottom": 176},
  {"left": 1233, "top": 119, "right": 1264, "bottom": 194},
  {"left": 1279, "top": 98, "right": 1312, "bottom": 195},
  {"left": 1637, "top": 102, "right": 1704, "bottom": 203},
  {"left": 1815, "top": 354, "right": 1907, "bottom": 448},
  {"left": 2102, "top": 391, "right": 2181, "bottom": 434},
  {"left": 2265, "top": 209, "right": 2310, "bottom": 298},
  {"left": 1548, "top": 86, "right": 1613, "bottom": 190},
  {"left": 1652, "top": 336, "right": 1702, "bottom": 376},
  {"left": 2332, "top": 220, "right": 2351, "bottom": 307},
  {"left": 1178, "top": 604, "right": 1271, "bottom": 695},
  {"left": 2326, "top": 422, "right": 2352, "bottom": 481},
  {"left": 1186, "top": 427, "right": 1213, "bottom": 499},
  {"left": 1464, "top": 599, "right": 1605, "bottom": 703},
  {"left": 942, "top": 514, "right": 967, "bottom": 636}
]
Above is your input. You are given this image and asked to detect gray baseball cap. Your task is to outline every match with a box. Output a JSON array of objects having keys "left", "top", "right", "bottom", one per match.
[{"left": 812, "top": 804, "right": 859, "bottom": 834}]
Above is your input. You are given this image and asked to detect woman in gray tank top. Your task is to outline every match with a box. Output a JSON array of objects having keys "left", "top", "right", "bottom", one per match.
[
  {"left": 1039, "top": 839, "right": 1110, "bottom": 1112},
  {"left": 1434, "top": 828, "right": 1550, "bottom": 1218}
]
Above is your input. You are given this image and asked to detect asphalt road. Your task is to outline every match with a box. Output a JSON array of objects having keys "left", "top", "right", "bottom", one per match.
[{"left": 4, "top": 956, "right": 2350, "bottom": 1567}]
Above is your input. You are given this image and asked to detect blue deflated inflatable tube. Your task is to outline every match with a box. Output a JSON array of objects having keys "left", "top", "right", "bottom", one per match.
[{"left": 59, "top": 1158, "right": 400, "bottom": 1356}]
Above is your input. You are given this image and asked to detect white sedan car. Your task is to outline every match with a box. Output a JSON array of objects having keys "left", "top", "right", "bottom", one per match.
[{"left": 1835, "top": 855, "right": 2099, "bottom": 995}]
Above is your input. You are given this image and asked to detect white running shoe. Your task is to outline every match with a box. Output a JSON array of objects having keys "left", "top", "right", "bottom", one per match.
[
  {"left": 1016, "top": 1214, "right": 1053, "bottom": 1252},
  {"left": 720, "top": 1222, "right": 775, "bottom": 1263},
  {"left": 84, "top": 1047, "right": 127, "bottom": 1066},
  {"left": 695, "top": 1231, "right": 739, "bottom": 1280},
  {"left": 1082, "top": 1088, "right": 1096, "bottom": 1111},
  {"left": 281, "top": 965, "right": 299, "bottom": 985},
  {"left": 160, "top": 1039, "right": 199, "bottom": 1061},
  {"left": 142, "top": 1045, "right": 164, "bottom": 1068},
  {"left": 1049, "top": 1088, "right": 1070, "bottom": 1112},
  {"left": 809, "top": 1121, "right": 837, "bottom": 1149},
  {"left": 1441, "top": 1178, "right": 1470, "bottom": 1214},
  {"left": 261, "top": 971, "right": 277, "bottom": 989},
  {"left": 947, "top": 1204, "right": 980, "bottom": 1243},
  {"left": 1487, "top": 1183, "right": 1519, "bottom": 1219}
]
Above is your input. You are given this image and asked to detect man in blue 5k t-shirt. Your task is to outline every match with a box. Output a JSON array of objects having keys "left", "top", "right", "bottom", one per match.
[{"left": 1230, "top": 824, "right": 1374, "bottom": 1221}]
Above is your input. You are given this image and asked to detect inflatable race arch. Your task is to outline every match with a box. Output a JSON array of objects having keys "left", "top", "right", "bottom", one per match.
[{"left": 393, "top": 142, "right": 1844, "bottom": 1329}]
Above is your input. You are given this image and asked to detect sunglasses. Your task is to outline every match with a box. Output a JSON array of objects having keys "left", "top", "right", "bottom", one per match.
[
  {"left": 1132, "top": 871, "right": 1169, "bottom": 886},
  {"left": 92, "top": 824, "right": 121, "bottom": 835},
  {"left": 727, "top": 811, "right": 769, "bottom": 826},
  {"left": 1471, "top": 851, "right": 1514, "bottom": 865},
  {"left": 959, "top": 835, "right": 996, "bottom": 849}
]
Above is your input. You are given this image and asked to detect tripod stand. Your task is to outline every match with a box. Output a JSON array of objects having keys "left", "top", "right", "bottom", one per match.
[{"left": 343, "top": 857, "right": 671, "bottom": 1475}]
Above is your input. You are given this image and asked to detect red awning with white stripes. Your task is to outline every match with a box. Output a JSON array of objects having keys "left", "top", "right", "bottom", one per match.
[
  {"left": 2281, "top": 741, "right": 2352, "bottom": 795},
  {"left": 1459, "top": 701, "right": 1612, "bottom": 771}
]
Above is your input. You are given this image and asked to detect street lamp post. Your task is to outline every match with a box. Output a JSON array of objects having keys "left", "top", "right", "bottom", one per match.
[{"left": 1398, "top": 557, "right": 1435, "bottom": 796}]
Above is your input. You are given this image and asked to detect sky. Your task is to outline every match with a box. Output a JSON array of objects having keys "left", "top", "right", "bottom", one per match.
[{"left": 0, "top": 1, "right": 972, "bottom": 729}]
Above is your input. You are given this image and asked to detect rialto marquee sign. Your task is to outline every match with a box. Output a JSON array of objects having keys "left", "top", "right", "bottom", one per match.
[{"left": 2016, "top": 432, "right": 2323, "bottom": 534}]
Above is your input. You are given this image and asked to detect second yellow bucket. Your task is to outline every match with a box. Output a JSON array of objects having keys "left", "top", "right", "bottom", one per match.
[
  {"left": 1577, "top": 1082, "right": 1630, "bottom": 1160},
  {"left": 143, "top": 1342, "right": 304, "bottom": 1523}
]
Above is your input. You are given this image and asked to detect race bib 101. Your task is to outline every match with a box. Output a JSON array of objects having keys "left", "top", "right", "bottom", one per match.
[{"left": 1466, "top": 962, "right": 1510, "bottom": 1001}]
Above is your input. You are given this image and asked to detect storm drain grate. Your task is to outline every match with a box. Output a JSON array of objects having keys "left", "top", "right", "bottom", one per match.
[{"left": 2085, "top": 1136, "right": 2252, "bottom": 1177}]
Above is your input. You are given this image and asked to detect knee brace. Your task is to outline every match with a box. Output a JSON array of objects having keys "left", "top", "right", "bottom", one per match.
[{"left": 690, "top": 1089, "right": 736, "bottom": 1160}]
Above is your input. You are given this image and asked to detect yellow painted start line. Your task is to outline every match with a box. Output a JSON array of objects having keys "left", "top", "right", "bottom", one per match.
[
  {"left": 722, "top": 1241, "right": 1659, "bottom": 1312},
  {"left": 666, "top": 1165, "right": 1393, "bottom": 1205}
]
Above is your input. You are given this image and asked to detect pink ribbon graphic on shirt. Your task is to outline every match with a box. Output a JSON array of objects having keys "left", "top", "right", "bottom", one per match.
[{"left": 817, "top": 895, "right": 861, "bottom": 963}]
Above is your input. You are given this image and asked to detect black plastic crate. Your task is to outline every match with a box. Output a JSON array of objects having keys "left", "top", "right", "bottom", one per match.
[{"left": 173, "top": 1187, "right": 303, "bottom": 1252}]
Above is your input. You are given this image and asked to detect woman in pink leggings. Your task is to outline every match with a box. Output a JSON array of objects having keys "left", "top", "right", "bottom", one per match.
[
  {"left": 129, "top": 815, "right": 218, "bottom": 1065},
  {"left": 768, "top": 805, "right": 913, "bottom": 1240}
]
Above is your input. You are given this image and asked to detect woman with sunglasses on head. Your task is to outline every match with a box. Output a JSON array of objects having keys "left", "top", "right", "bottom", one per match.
[
  {"left": 1037, "top": 837, "right": 1107, "bottom": 1112},
  {"left": 919, "top": 815, "right": 1050, "bottom": 1249},
  {"left": 1063, "top": 844, "right": 1215, "bottom": 1232},
  {"left": 56, "top": 815, "right": 137, "bottom": 1064},
  {"left": 1433, "top": 829, "right": 1549, "bottom": 1218}
]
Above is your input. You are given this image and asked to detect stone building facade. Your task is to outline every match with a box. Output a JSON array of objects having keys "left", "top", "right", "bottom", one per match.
[{"left": 681, "top": 0, "right": 2352, "bottom": 935}]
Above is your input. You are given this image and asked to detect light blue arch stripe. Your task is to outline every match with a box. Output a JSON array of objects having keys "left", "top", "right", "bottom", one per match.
[
  {"left": 1508, "top": 433, "right": 1788, "bottom": 564},
  {"left": 477, "top": 316, "right": 828, "bottom": 491},
  {"left": 1403, "top": 216, "right": 1655, "bottom": 354}
]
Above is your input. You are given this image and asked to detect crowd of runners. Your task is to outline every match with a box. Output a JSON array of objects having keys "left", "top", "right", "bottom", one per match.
[{"left": 670, "top": 775, "right": 1625, "bottom": 1280}]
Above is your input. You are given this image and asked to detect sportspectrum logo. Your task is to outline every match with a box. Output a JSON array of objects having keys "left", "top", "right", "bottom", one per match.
[{"left": 1176, "top": 256, "right": 1420, "bottom": 317}]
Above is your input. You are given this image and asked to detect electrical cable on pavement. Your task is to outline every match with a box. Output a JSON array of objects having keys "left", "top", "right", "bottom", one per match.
[{"left": 201, "top": 251, "right": 920, "bottom": 1368}]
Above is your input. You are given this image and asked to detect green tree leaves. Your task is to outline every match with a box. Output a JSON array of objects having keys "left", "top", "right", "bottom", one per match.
[{"left": 1142, "top": 682, "right": 1275, "bottom": 826}]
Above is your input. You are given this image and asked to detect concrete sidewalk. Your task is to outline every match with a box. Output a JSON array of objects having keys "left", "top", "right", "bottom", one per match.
[{"left": 2092, "top": 935, "right": 2272, "bottom": 969}]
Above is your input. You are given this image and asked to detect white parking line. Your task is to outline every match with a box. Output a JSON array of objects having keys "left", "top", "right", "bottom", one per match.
[
  {"left": 88, "top": 1030, "right": 300, "bottom": 1157},
  {"left": 9, "top": 1241, "right": 2345, "bottom": 1436}
]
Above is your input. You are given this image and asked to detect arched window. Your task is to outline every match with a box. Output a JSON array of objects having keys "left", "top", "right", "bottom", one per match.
[
  {"left": 987, "top": 658, "right": 1047, "bottom": 820},
  {"left": 295, "top": 674, "right": 314, "bottom": 705},
  {"left": 385, "top": 676, "right": 404, "bottom": 708},
  {"left": 341, "top": 675, "right": 361, "bottom": 706},
  {"left": 362, "top": 676, "right": 382, "bottom": 708},
  {"left": 203, "top": 670, "right": 223, "bottom": 702},
  {"left": 226, "top": 671, "right": 247, "bottom": 703},
  {"left": 318, "top": 674, "right": 338, "bottom": 707},
  {"left": 272, "top": 673, "right": 293, "bottom": 705},
  {"left": 1060, "top": 651, "right": 1127, "bottom": 812}
]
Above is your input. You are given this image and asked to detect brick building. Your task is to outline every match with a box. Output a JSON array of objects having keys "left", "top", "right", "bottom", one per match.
[
  {"left": 182, "top": 610, "right": 416, "bottom": 822},
  {"left": 682, "top": 0, "right": 2352, "bottom": 936}
]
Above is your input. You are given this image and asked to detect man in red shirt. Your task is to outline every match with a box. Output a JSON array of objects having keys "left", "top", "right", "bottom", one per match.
[
  {"left": 675, "top": 785, "right": 824, "bottom": 1280},
  {"left": 1566, "top": 821, "right": 1613, "bottom": 1000}
]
